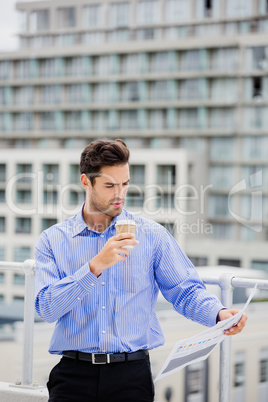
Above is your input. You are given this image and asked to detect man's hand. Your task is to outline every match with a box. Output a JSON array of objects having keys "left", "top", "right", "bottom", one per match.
[
  {"left": 89, "top": 233, "right": 139, "bottom": 277},
  {"left": 217, "top": 309, "right": 248, "bottom": 336}
]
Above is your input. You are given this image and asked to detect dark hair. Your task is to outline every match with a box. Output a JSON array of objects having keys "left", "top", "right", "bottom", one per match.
[{"left": 80, "top": 138, "right": 130, "bottom": 185}]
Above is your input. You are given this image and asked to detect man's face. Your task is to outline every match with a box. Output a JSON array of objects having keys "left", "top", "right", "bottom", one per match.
[{"left": 87, "top": 164, "right": 130, "bottom": 217}]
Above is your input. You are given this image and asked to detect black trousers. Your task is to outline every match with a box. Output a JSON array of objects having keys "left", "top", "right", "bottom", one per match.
[{"left": 47, "top": 355, "right": 155, "bottom": 402}]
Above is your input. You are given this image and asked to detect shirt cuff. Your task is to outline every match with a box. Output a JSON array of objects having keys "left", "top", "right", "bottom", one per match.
[{"left": 74, "top": 262, "right": 98, "bottom": 292}]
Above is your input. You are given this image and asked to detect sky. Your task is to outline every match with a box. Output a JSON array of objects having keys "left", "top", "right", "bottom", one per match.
[{"left": 0, "top": 0, "right": 44, "bottom": 52}]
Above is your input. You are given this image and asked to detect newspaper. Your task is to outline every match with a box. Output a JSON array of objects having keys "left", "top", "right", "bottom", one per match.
[{"left": 155, "top": 285, "right": 257, "bottom": 382}]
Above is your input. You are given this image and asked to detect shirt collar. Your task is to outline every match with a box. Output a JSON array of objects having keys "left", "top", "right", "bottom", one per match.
[{"left": 72, "top": 204, "right": 128, "bottom": 238}]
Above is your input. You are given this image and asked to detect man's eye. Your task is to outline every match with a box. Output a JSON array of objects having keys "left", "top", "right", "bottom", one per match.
[{"left": 106, "top": 185, "right": 114, "bottom": 188}]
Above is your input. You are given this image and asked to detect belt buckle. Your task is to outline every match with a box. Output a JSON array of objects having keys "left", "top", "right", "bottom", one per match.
[{"left": 92, "top": 353, "right": 110, "bottom": 364}]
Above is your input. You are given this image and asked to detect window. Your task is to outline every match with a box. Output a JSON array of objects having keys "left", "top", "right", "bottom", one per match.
[
  {"left": 137, "top": 0, "right": 160, "bottom": 25},
  {"left": 40, "top": 85, "right": 61, "bottom": 104},
  {"left": 252, "top": 261, "right": 268, "bottom": 274},
  {"left": 150, "top": 81, "right": 170, "bottom": 101},
  {"left": 180, "top": 79, "right": 204, "bottom": 100},
  {"left": 209, "top": 166, "right": 235, "bottom": 189},
  {"left": 165, "top": 0, "right": 190, "bottom": 22},
  {"left": 0, "top": 61, "right": 11, "bottom": 80},
  {"left": 82, "top": 4, "right": 103, "bottom": 28},
  {"left": 14, "top": 113, "right": 33, "bottom": 131},
  {"left": 82, "top": 31, "right": 105, "bottom": 46},
  {"left": 16, "top": 190, "right": 32, "bottom": 204},
  {"left": 252, "top": 46, "right": 268, "bottom": 70},
  {"left": 40, "top": 112, "right": 55, "bottom": 131},
  {"left": 0, "top": 217, "right": 5, "bottom": 233},
  {"left": 69, "top": 190, "right": 84, "bottom": 206},
  {"left": 157, "top": 165, "right": 176, "bottom": 185},
  {"left": 14, "top": 246, "right": 31, "bottom": 262},
  {"left": 210, "top": 138, "right": 236, "bottom": 161},
  {"left": 43, "top": 190, "right": 58, "bottom": 205},
  {"left": 14, "top": 86, "right": 34, "bottom": 105},
  {"left": 94, "top": 56, "right": 110, "bottom": 76},
  {"left": 40, "top": 59, "right": 56, "bottom": 78},
  {"left": 0, "top": 190, "right": 5, "bottom": 203},
  {"left": 149, "top": 110, "right": 166, "bottom": 130},
  {"left": 260, "top": 350, "right": 268, "bottom": 383},
  {"left": 15, "top": 60, "right": 31, "bottom": 79},
  {"left": 121, "top": 54, "right": 140, "bottom": 75},
  {"left": 42, "top": 218, "right": 57, "bottom": 231},
  {"left": 65, "top": 112, "right": 82, "bottom": 131},
  {"left": 129, "top": 165, "right": 145, "bottom": 185},
  {"left": 211, "top": 48, "right": 238, "bottom": 71},
  {"left": 0, "top": 273, "right": 4, "bottom": 284},
  {"left": 242, "top": 136, "right": 268, "bottom": 160},
  {"left": 16, "top": 164, "right": 32, "bottom": 183},
  {"left": 150, "top": 52, "right": 170, "bottom": 73},
  {"left": 252, "top": 77, "right": 262, "bottom": 99},
  {"left": 120, "top": 111, "right": 138, "bottom": 130},
  {"left": 189, "top": 256, "right": 208, "bottom": 266},
  {"left": 0, "top": 164, "right": 6, "bottom": 182},
  {"left": 65, "top": 57, "right": 84, "bottom": 77},
  {"left": 57, "top": 7, "right": 76, "bottom": 28},
  {"left": 66, "top": 84, "right": 84, "bottom": 104},
  {"left": 15, "top": 218, "right": 31, "bottom": 234},
  {"left": 209, "top": 195, "right": 229, "bottom": 218},
  {"left": 234, "top": 352, "right": 246, "bottom": 387},
  {"left": 110, "top": 2, "right": 130, "bottom": 28},
  {"left": 29, "top": 9, "right": 49, "bottom": 32},
  {"left": 13, "top": 274, "right": 25, "bottom": 286},
  {"left": 226, "top": 0, "right": 252, "bottom": 18},
  {"left": 218, "top": 258, "right": 241, "bottom": 267},
  {"left": 0, "top": 246, "right": 5, "bottom": 261},
  {"left": 122, "top": 82, "right": 139, "bottom": 102},
  {"left": 93, "top": 83, "right": 110, "bottom": 103},
  {"left": 125, "top": 192, "right": 144, "bottom": 208},
  {"left": 211, "top": 223, "right": 234, "bottom": 240},
  {"left": 43, "top": 164, "right": 59, "bottom": 184},
  {"left": 70, "top": 164, "right": 80, "bottom": 184}
]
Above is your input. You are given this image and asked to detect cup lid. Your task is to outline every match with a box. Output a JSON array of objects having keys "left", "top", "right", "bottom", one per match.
[{"left": 115, "top": 219, "right": 136, "bottom": 226}]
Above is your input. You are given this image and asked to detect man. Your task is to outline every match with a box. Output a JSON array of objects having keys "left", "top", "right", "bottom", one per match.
[{"left": 35, "top": 138, "right": 247, "bottom": 402}]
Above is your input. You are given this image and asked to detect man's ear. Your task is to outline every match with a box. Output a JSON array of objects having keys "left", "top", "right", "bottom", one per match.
[{"left": 81, "top": 174, "right": 92, "bottom": 190}]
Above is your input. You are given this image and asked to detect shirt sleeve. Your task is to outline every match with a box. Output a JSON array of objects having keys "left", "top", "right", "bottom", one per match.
[
  {"left": 35, "top": 231, "right": 98, "bottom": 323},
  {"left": 153, "top": 228, "right": 225, "bottom": 327}
]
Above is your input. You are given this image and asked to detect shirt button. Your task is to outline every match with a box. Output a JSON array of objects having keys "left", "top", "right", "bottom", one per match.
[
  {"left": 100, "top": 234, "right": 104, "bottom": 238},
  {"left": 77, "top": 297, "right": 81, "bottom": 300},
  {"left": 102, "top": 306, "right": 106, "bottom": 309},
  {"left": 102, "top": 350, "right": 106, "bottom": 353},
  {"left": 101, "top": 282, "right": 105, "bottom": 286},
  {"left": 91, "top": 283, "right": 95, "bottom": 286},
  {"left": 102, "top": 330, "right": 106, "bottom": 334}
]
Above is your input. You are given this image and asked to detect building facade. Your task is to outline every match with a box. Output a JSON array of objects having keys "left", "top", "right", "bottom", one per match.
[{"left": 0, "top": 0, "right": 267, "bottom": 299}]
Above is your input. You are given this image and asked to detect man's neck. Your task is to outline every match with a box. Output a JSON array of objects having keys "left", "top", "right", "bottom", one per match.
[{"left": 82, "top": 204, "right": 113, "bottom": 233}]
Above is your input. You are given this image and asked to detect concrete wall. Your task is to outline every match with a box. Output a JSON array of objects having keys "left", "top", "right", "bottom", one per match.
[{"left": 0, "top": 382, "right": 48, "bottom": 402}]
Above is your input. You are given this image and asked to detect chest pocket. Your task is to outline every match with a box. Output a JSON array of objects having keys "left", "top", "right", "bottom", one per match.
[{"left": 111, "top": 254, "right": 152, "bottom": 293}]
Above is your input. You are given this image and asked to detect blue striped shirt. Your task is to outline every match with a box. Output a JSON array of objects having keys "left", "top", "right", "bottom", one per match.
[{"left": 35, "top": 204, "right": 224, "bottom": 355}]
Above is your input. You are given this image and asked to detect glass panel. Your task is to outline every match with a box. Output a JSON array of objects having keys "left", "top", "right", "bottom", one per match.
[
  {"left": 14, "top": 113, "right": 33, "bottom": 131},
  {"left": 82, "top": 4, "right": 103, "bottom": 28},
  {"left": 43, "top": 164, "right": 59, "bottom": 184},
  {"left": 252, "top": 261, "right": 268, "bottom": 275},
  {"left": 137, "top": 0, "right": 160, "bottom": 25},
  {"left": 129, "top": 165, "right": 145, "bottom": 185},
  {"left": 16, "top": 190, "right": 32, "bottom": 204},
  {"left": 82, "top": 32, "right": 105, "bottom": 46},
  {"left": 109, "top": 2, "right": 130, "bottom": 27},
  {"left": 226, "top": 0, "right": 252, "bottom": 17},
  {"left": 210, "top": 137, "right": 236, "bottom": 161},
  {"left": 0, "top": 164, "right": 6, "bottom": 182},
  {"left": 57, "top": 7, "right": 76, "bottom": 28},
  {"left": 14, "top": 86, "right": 34, "bottom": 105},
  {"left": 13, "top": 274, "right": 25, "bottom": 286},
  {"left": 211, "top": 48, "right": 239, "bottom": 71},
  {"left": 14, "top": 247, "right": 31, "bottom": 262},
  {"left": 0, "top": 246, "right": 5, "bottom": 261},
  {"left": 40, "top": 112, "right": 55, "bottom": 130},
  {"left": 43, "top": 191, "right": 58, "bottom": 205},
  {"left": 209, "top": 195, "right": 230, "bottom": 218},
  {"left": 209, "top": 166, "right": 235, "bottom": 189},
  {"left": 15, "top": 218, "right": 31, "bottom": 234},
  {"left": 0, "top": 217, "right": 5, "bottom": 233},
  {"left": 165, "top": 0, "right": 190, "bottom": 22},
  {"left": 211, "top": 223, "right": 234, "bottom": 240},
  {"left": 40, "top": 85, "right": 61, "bottom": 104},
  {"left": 157, "top": 165, "right": 176, "bottom": 185},
  {"left": 42, "top": 218, "right": 57, "bottom": 231},
  {"left": 29, "top": 9, "right": 50, "bottom": 32}
]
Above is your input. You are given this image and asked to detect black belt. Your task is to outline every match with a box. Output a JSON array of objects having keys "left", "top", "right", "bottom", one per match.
[{"left": 62, "top": 350, "right": 149, "bottom": 365}]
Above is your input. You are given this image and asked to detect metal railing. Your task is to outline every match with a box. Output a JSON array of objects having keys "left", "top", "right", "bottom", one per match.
[
  {"left": 0, "top": 260, "right": 268, "bottom": 401},
  {"left": 0, "top": 259, "right": 35, "bottom": 387}
]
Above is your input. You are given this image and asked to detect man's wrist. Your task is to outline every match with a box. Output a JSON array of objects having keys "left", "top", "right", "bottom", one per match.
[{"left": 89, "top": 258, "right": 102, "bottom": 277}]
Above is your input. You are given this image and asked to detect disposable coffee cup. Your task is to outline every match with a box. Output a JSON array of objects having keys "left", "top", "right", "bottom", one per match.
[{"left": 115, "top": 220, "right": 136, "bottom": 250}]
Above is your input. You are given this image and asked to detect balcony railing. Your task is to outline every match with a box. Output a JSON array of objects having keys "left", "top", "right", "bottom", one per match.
[{"left": 0, "top": 260, "right": 268, "bottom": 402}]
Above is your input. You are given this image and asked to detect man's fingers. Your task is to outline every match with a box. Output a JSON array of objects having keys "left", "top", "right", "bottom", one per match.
[{"left": 114, "top": 233, "right": 135, "bottom": 241}]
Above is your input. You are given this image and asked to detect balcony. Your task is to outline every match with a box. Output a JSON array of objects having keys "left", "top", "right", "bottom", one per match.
[{"left": 0, "top": 260, "right": 267, "bottom": 402}]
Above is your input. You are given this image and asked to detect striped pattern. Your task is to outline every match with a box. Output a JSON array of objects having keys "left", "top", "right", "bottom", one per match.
[{"left": 35, "top": 205, "right": 224, "bottom": 355}]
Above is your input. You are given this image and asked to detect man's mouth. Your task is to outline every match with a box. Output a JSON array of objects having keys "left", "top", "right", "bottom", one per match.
[{"left": 111, "top": 201, "right": 124, "bottom": 208}]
